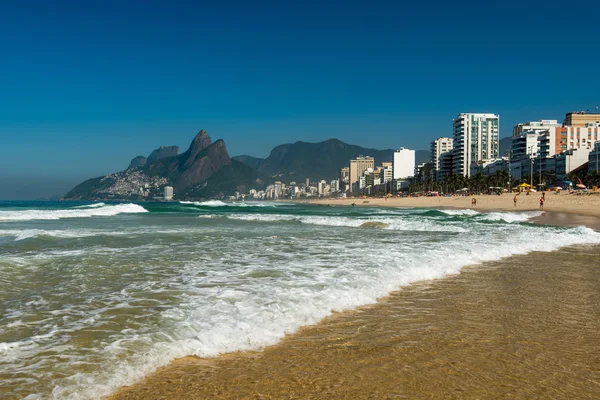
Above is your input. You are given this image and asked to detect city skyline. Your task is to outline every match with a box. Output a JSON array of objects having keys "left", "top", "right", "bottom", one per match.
[{"left": 1, "top": 0, "right": 599, "bottom": 199}]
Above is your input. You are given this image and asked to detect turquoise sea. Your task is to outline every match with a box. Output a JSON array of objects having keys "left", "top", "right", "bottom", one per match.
[{"left": 1, "top": 200, "right": 599, "bottom": 399}]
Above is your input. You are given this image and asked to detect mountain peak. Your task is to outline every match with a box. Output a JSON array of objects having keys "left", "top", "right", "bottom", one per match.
[{"left": 191, "top": 129, "right": 212, "bottom": 150}]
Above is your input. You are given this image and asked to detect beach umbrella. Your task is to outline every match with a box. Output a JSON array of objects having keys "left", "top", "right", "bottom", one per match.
[
  {"left": 518, "top": 183, "right": 531, "bottom": 187},
  {"left": 576, "top": 183, "right": 586, "bottom": 189}
]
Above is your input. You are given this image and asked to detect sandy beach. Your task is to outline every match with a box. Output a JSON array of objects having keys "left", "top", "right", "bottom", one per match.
[
  {"left": 305, "top": 191, "right": 600, "bottom": 218},
  {"left": 110, "top": 199, "right": 600, "bottom": 400}
]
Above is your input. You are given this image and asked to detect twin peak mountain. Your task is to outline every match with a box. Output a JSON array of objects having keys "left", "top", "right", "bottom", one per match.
[{"left": 65, "top": 130, "right": 430, "bottom": 200}]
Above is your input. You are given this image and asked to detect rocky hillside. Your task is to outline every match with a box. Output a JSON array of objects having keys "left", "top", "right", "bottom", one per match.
[
  {"left": 65, "top": 130, "right": 266, "bottom": 200},
  {"left": 234, "top": 139, "right": 430, "bottom": 182},
  {"left": 127, "top": 145, "right": 179, "bottom": 170}
]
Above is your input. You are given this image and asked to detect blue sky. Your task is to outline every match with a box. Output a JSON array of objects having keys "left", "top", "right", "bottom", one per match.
[{"left": 1, "top": 0, "right": 599, "bottom": 199}]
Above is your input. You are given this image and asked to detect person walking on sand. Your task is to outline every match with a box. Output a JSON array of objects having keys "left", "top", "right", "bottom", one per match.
[
  {"left": 513, "top": 195, "right": 518, "bottom": 207},
  {"left": 471, "top": 197, "right": 477, "bottom": 207},
  {"left": 540, "top": 196, "right": 545, "bottom": 209}
]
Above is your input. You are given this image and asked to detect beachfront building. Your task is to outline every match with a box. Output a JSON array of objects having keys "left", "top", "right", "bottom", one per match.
[
  {"left": 431, "top": 137, "right": 453, "bottom": 181},
  {"left": 564, "top": 110, "right": 600, "bottom": 127},
  {"left": 471, "top": 158, "right": 509, "bottom": 177},
  {"left": 274, "top": 181, "right": 283, "bottom": 199},
  {"left": 512, "top": 120, "right": 561, "bottom": 137},
  {"left": 163, "top": 186, "right": 173, "bottom": 201},
  {"left": 537, "top": 122, "right": 600, "bottom": 176},
  {"left": 510, "top": 132, "right": 540, "bottom": 181},
  {"left": 363, "top": 169, "right": 380, "bottom": 190},
  {"left": 589, "top": 142, "right": 600, "bottom": 174},
  {"left": 436, "top": 151, "right": 453, "bottom": 182},
  {"left": 554, "top": 148, "right": 592, "bottom": 179},
  {"left": 452, "top": 113, "right": 500, "bottom": 177},
  {"left": 415, "top": 163, "right": 435, "bottom": 190},
  {"left": 393, "top": 148, "right": 415, "bottom": 179},
  {"left": 509, "top": 120, "right": 560, "bottom": 182},
  {"left": 378, "top": 163, "right": 393, "bottom": 183},
  {"left": 338, "top": 167, "right": 349, "bottom": 191},
  {"left": 551, "top": 125, "right": 600, "bottom": 155},
  {"left": 330, "top": 179, "right": 340, "bottom": 194},
  {"left": 349, "top": 156, "right": 374, "bottom": 194},
  {"left": 317, "top": 180, "right": 326, "bottom": 196}
]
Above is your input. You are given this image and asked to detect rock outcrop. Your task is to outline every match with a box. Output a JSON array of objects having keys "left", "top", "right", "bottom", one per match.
[
  {"left": 144, "top": 131, "right": 232, "bottom": 192},
  {"left": 127, "top": 156, "right": 147, "bottom": 170},
  {"left": 127, "top": 145, "right": 179, "bottom": 170},
  {"left": 147, "top": 146, "right": 179, "bottom": 163}
]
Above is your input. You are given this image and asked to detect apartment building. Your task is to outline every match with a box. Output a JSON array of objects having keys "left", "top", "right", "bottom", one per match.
[{"left": 452, "top": 113, "right": 499, "bottom": 177}]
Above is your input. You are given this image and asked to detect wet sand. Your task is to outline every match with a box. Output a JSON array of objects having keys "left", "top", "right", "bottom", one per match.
[{"left": 111, "top": 240, "right": 600, "bottom": 399}]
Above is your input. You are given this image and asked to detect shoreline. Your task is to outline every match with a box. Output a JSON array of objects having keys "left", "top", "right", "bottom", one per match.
[
  {"left": 109, "top": 201, "right": 600, "bottom": 399},
  {"left": 297, "top": 191, "right": 600, "bottom": 216},
  {"left": 298, "top": 193, "right": 600, "bottom": 230},
  {"left": 111, "top": 244, "right": 600, "bottom": 399}
]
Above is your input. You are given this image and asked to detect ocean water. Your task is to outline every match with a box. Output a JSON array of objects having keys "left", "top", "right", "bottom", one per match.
[{"left": 1, "top": 200, "right": 599, "bottom": 399}]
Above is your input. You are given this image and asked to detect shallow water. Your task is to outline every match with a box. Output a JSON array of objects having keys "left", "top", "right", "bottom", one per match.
[
  {"left": 1, "top": 200, "right": 599, "bottom": 399},
  {"left": 114, "top": 246, "right": 600, "bottom": 399}
]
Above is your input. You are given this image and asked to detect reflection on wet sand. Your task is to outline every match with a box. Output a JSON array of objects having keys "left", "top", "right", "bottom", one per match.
[{"left": 112, "top": 245, "right": 600, "bottom": 399}]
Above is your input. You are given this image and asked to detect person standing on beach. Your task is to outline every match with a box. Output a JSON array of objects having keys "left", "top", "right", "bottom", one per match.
[
  {"left": 514, "top": 195, "right": 518, "bottom": 207},
  {"left": 471, "top": 197, "right": 476, "bottom": 207},
  {"left": 540, "top": 196, "right": 545, "bottom": 209}
]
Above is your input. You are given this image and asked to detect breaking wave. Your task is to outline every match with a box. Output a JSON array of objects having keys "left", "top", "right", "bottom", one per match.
[{"left": 0, "top": 203, "right": 147, "bottom": 222}]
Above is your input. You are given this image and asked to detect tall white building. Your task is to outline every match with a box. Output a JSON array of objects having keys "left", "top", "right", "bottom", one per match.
[
  {"left": 349, "top": 156, "right": 374, "bottom": 193},
  {"left": 163, "top": 186, "right": 173, "bottom": 201},
  {"left": 431, "top": 137, "right": 453, "bottom": 181},
  {"left": 452, "top": 113, "right": 500, "bottom": 177},
  {"left": 393, "top": 148, "right": 415, "bottom": 179},
  {"left": 274, "top": 181, "right": 283, "bottom": 199},
  {"left": 318, "top": 180, "right": 327, "bottom": 196}
]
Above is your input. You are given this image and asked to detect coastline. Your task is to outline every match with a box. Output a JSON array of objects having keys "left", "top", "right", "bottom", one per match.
[
  {"left": 111, "top": 245, "right": 600, "bottom": 399},
  {"left": 300, "top": 193, "right": 600, "bottom": 230},
  {"left": 299, "top": 192, "right": 600, "bottom": 217},
  {"left": 109, "top": 199, "right": 600, "bottom": 399}
]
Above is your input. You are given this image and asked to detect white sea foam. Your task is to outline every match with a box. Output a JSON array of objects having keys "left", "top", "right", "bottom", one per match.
[
  {"left": 54, "top": 222, "right": 600, "bottom": 400},
  {"left": 5, "top": 205, "right": 600, "bottom": 399},
  {"left": 180, "top": 200, "right": 277, "bottom": 207},
  {"left": 0, "top": 203, "right": 147, "bottom": 222},
  {"left": 72, "top": 202, "right": 106, "bottom": 209},
  {"left": 180, "top": 200, "right": 227, "bottom": 206},
  {"left": 220, "top": 213, "right": 467, "bottom": 232},
  {"left": 439, "top": 208, "right": 480, "bottom": 216},
  {"left": 226, "top": 214, "right": 296, "bottom": 222},
  {"left": 0, "top": 226, "right": 205, "bottom": 242},
  {"left": 478, "top": 211, "right": 544, "bottom": 223},
  {"left": 440, "top": 209, "right": 543, "bottom": 223}
]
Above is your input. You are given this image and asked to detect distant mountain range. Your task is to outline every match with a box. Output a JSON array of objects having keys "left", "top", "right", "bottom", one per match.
[
  {"left": 65, "top": 130, "right": 266, "bottom": 200},
  {"left": 233, "top": 139, "right": 430, "bottom": 182},
  {"left": 65, "top": 132, "right": 432, "bottom": 200}
]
